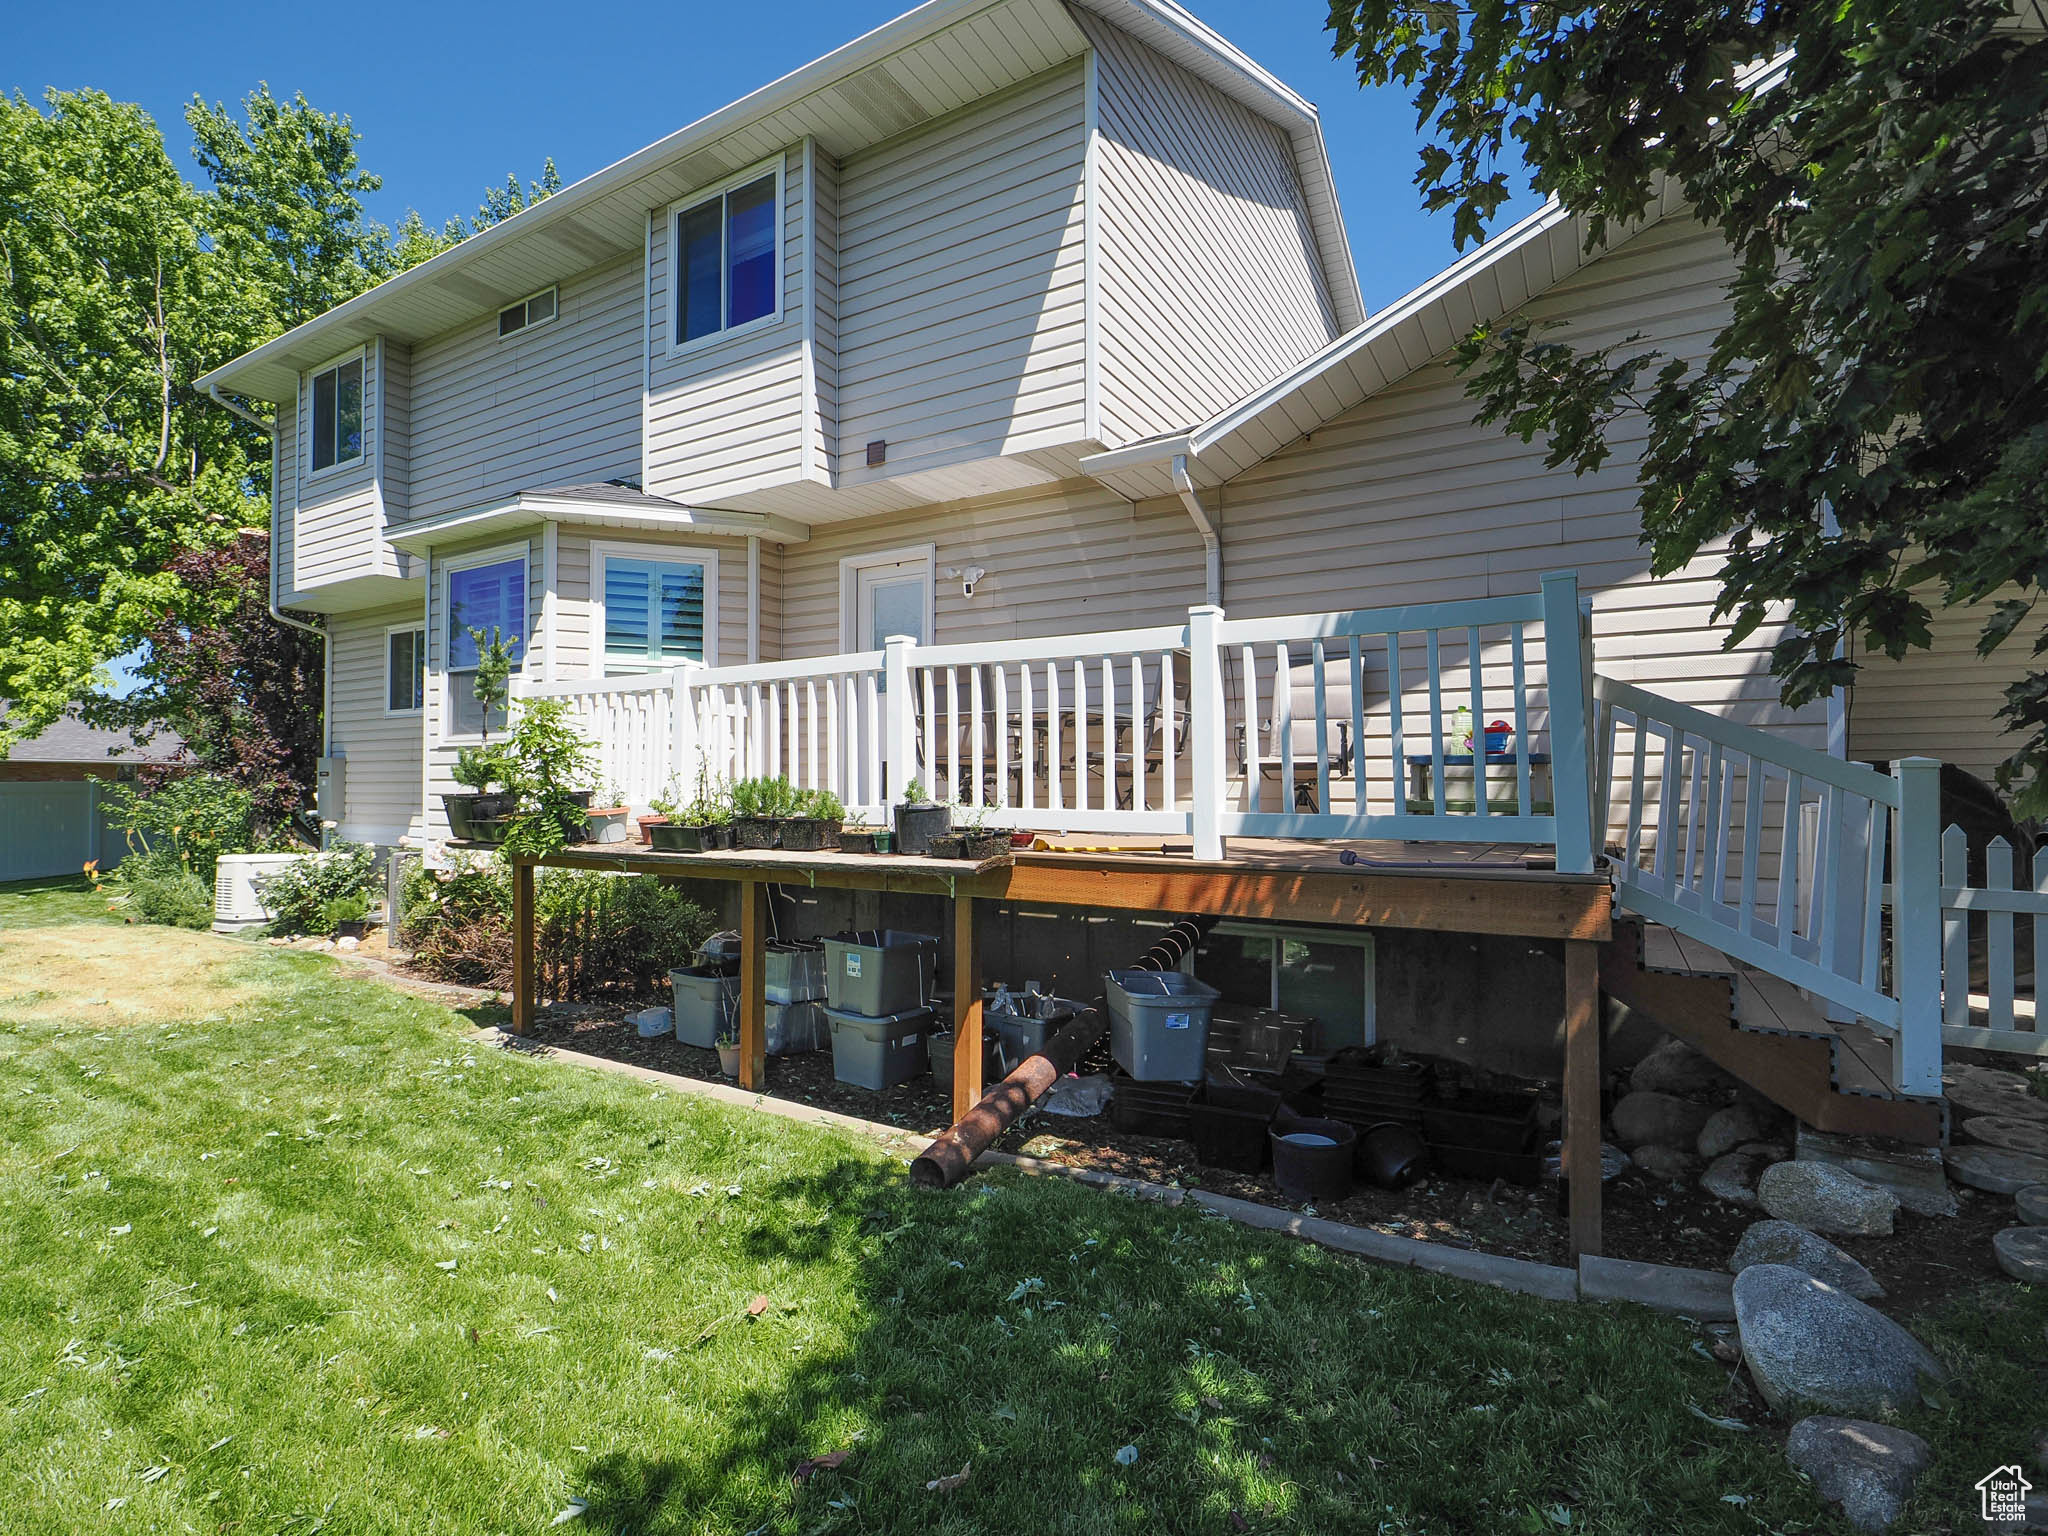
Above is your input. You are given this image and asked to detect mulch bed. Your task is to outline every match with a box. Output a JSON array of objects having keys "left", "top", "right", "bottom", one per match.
[{"left": 504, "top": 991, "right": 2015, "bottom": 1315}]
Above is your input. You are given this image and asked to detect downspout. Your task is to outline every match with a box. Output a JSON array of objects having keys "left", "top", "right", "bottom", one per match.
[
  {"left": 1171, "top": 452, "right": 1221, "bottom": 608},
  {"left": 209, "top": 383, "right": 323, "bottom": 641}
]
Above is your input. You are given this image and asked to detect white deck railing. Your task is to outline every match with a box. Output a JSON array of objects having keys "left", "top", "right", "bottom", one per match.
[{"left": 1938, "top": 827, "right": 2045, "bottom": 1057}]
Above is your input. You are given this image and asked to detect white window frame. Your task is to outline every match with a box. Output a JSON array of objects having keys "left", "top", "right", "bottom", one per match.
[
  {"left": 498, "top": 285, "right": 559, "bottom": 341},
  {"left": 437, "top": 540, "right": 530, "bottom": 744},
  {"left": 1191, "top": 921, "right": 1377, "bottom": 1048},
  {"left": 304, "top": 345, "right": 368, "bottom": 482},
  {"left": 384, "top": 623, "right": 426, "bottom": 716},
  {"left": 838, "top": 543, "right": 936, "bottom": 654},
  {"left": 664, "top": 155, "right": 785, "bottom": 358},
  {"left": 589, "top": 539, "right": 720, "bottom": 675}
]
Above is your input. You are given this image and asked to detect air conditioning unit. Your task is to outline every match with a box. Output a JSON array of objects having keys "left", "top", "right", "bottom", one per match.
[{"left": 213, "top": 852, "right": 313, "bottom": 933}]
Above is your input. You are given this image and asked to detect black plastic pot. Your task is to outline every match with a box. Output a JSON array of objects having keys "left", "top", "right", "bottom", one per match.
[
  {"left": 332, "top": 919, "right": 368, "bottom": 942},
  {"left": 650, "top": 822, "right": 730, "bottom": 852},
  {"left": 732, "top": 817, "right": 780, "bottom": 850},
  {"left": 1270, "top": 1115, "right": 1358, "bottom": 1202},
  {"left": 442, "top": 792, "right": 514, "bottom": 840},
  {"left": 1108, "top": 1073, "right": 1196, "bottom": 1136},
  {"left": 778, "top": 818, "right": 842, "bottom": 853},
  {"left": 1355, "top": 1120, "right": 1429, "bottom": 1189},
  {"left": 960, "top": 830, "right": 1010, "bottom": 860},
  {"left": 892, "top": 801, "right": 951, "bottom": 856},
  {"left": 838, "top": 828, "right": 879, "bottom": 854},
  {"left": 1188, "top": 1074, "right": 1281, "bottom": 1173},
  {"left": 1421, "top": 1091, "right": 1539, "bottom": 1153},
  {"left": 927, "top": 832, "right": 966, "bottom": 859}
]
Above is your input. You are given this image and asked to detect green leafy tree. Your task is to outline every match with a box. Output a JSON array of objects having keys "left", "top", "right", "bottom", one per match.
[{"left": 1328, "top": 0, "right": 2048, "bottom": 811}]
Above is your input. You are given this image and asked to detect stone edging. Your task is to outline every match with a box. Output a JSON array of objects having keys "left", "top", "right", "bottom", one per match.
[{"left": 478, "top": 1028, "right": 1738, "bottom": 1316}]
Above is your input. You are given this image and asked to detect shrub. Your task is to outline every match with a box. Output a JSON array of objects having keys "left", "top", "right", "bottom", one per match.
[
  {"left": 259, "top": 843, "right": 379, "bottom": 937},
  {"left": 497, "top": 698, "right": 601, "bottom": 860},
  {"left": 397, "top": 858, "right": 716, "bottom": 996},
  {"left": 99, "top": 772, "right": 255, "bottom": 875},
  {"left": 108, "top": 845, "right": 216, "bottom": 930}
]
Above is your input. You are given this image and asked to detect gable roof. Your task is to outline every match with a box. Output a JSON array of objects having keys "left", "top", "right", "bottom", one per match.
[
  {"left": 196, "top": 0, "right": 1362, "bottom": 405},
  {"left": 1080, "top": 176, "right": 1692, "bottom": 501},
  {"left": 0, "top": 706, "right": 184, "bottom": 766}
]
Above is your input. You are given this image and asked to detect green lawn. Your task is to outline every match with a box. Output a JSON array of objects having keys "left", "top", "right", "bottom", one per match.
[{"left": 0, "top": 877, "right": 2033, "bottom": 1533}]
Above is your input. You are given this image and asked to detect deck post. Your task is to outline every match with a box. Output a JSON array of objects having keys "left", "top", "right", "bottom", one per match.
[
  {"left": 512, "top": 857, "right": 535, "bottom": 1037},
  {"left": 1890, "top": 756, "right": 1944, "bottom": 1096},
  {"left": 952, "top": 895, "right": 983, "bottom": 1121},
  {"left": 669, "top": 659, "right": 704, "bottom": 798},
  {"left": 1541, "top": 572, "right": 1595, "bottom": 874},
  {"left": 884, "top": 634, "right": 918, "bottom": 801},
  {"left": 1187, "top": 604, "right": 1225, "bottom": 860},
  {"left": 1564, "top": 937, "right": 1602, "bottom": 1257},
  {"left": 739, "top": 879, "right": 768, "bottom": 1091}
]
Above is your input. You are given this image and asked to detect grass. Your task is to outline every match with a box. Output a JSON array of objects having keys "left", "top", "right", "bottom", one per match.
[{"left": 0, "top": 876, "right": 2037, "bottom": 1534}]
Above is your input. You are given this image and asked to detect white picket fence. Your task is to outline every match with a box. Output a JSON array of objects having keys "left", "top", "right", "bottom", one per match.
[{"left": 1939, "top": 827, "right": 2045, "bottom": 1056}]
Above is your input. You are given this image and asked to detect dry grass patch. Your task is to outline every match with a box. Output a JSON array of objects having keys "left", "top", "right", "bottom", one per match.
[{"left": 0, "top": 922, "right": 261, "bottom": 1025}]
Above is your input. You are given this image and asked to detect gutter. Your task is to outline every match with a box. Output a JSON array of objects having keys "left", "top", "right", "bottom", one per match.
[{"left": 1171, "top": 452, "right": 1221, "bottom": 608}]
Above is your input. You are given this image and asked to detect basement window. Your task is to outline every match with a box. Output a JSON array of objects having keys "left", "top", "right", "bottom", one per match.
[
  {"left": 499, "top": 286, "right": 558, "bottom": 337},
  {"left": 1193, "top": 923, "right": 1375, "bottom": 1052}
]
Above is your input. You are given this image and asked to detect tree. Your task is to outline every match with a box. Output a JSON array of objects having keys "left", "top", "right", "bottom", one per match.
[
  {"left": 116, "top": 531, "right": 324, "bottom": 832},
  {"left": 1328, "top": 0, "right": 2048, "bottom": 812}
]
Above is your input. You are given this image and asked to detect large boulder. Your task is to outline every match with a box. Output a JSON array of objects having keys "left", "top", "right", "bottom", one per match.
[
  {"left": 1993, "top": 1225, "right": 2048, "bottom": 1283},
  {"left": 2017, "top": 1185, "right": 2048, "bottom": 1226},
  {"left": 1759, "top": 1162, "right": 1899, "bottom": 1237},
  {"left": 1630, "top": 1038, "right": 1734, "bottom": 1096},
  {"left": 1733, "top": 1265, "right": 1946, "bottom": 1419},
  {"left": 1945, "top": 1144, "right": 2048, "bottom": 1196},
  {"left": 1785, "top": 1416, "right": 1932, "bottom": 1533},
  {"left": 1702, "top": 1151, "right": 1765, "bottom": 1207},
  {"left": 1632, "top": 1144, "right": 1698, "bottom": 1181},
  {"left": 1611, "top": 1091, "right": 1715, "bottom": 1151},
  {"left": 1729, "top": 1220, "right": 1884, "bottom": 1300},
  {"left": 1699, "top": 1103, "right": 1769, "bottom": 1160}
]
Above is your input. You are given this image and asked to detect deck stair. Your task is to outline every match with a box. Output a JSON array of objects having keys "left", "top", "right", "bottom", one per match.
[{"left": 1601, "top": 913, "right": 1943, "bottom": 1146}]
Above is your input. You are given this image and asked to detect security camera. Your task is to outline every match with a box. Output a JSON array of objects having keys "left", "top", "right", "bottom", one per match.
[{"left": 946, "top": 565, "right": 987, "bottom": 599}]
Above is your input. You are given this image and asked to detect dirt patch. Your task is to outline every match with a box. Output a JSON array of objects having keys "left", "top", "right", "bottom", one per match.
[{"left": 0, "top": 923, "right": 263, "bottom": 1026}]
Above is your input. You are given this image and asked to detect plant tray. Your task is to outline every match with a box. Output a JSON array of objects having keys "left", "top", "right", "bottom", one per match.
[
  {"left": 1421, "top": 1093, "right": 1539, "bottom": 1154},
  {"left": 649, "top": 822, "right": 731, "bottom": 852},
  {"left": 778, "top": 818, "right": 842, "bottom": 853}
]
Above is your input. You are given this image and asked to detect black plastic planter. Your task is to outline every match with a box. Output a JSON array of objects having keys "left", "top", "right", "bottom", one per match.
[
  {"left": 960, "top": 830, "right": 1010, "bottom": 860},
  {"left": 732, "top": 817, "right": 780, "bottom": 850},
  {"left": 1270, "top": 1115, "right": 1358, "bottom": 1202},
  {"left": 442, "top": 792, "right": 514, "bottom": 840},
  {"left": 778, "top": 818, "right": 842, "bottom": 853},
  {"left": 926, "top": 832, "right": 966, "bottom": 859},
  {"left": 892, "top": 801, "right": 951, "bottom": 856},
  {"left": 650, "top": 822, "right": 730, "bottom": 852}
]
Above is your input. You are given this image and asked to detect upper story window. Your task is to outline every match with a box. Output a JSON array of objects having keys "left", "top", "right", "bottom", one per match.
[
  {"left": 308, "top": 354, "right": 364, "bottom": 475},
  {"left": 499, "top": 286, "right": 558, "bottom": 338},
  {"left": 672, "top": 163, "right": 780, "bottom": 349},
  {"left": 599, "top": 547, "right": 715, "bottom": 670}
]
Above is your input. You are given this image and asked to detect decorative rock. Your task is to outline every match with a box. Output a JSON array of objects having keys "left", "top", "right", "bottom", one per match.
[
  {"left": 1785, "top": 1416, "right": 1932, "bottom": 1533},
  {"left": 1944, "top": 1067, "right": 2048, "bottom": 1125},
  {"left": 1730, "top": 1220, "right": 1885, "bottom": 1299},
  {"left": 1737, "top": 1140, "right": 1793, "bottom": 1165},
  {"left": 1993, "top": 1225, "right": 2048, "bottom": 1283},
  {"left": 1611, "top": 1091, "right": 1714, "bottom": 1151},
  {"left": 335, "top": 935, "right": 361, "bottom": 952},
  {"left": 2017, "top": 1185, "right": 2048, "bottom": 1226},
  {"left": 1733, "top": 1265, "right": 1946, "bottom": 1419},
  {"left": 1759, "top": 1162, "right": 1899, "bottom": 1237},
  {"left": 1631, "top": 1144, "right": 1698, "bottom": 1181},
  {"left": 1630, "top": 1038, "right": 1734, "bottom": 1096},
  {"left": 1961, "top": 1117, "right": 2048, "bottom": 1158},
  {"left": 1702, "top": 1152, "right": 1765, "bottom": 1207},
  {"left": 1946, "top": 1144, "right": 2048, "bottom": 1196},
  {"left": 1796, "top": 1127, "right": 1958, "bottom": 1218},
  {"left": 1698, "top": 1103, "right": 1767, "bottom": 1161}
]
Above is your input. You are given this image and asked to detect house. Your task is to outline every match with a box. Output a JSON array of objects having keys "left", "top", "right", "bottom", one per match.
[
  {"left": 0, "top": 707, "right": 183, "bottom": 881},
  {"left": 195, "top": 0, "right": 2037, "bottom": 1177}
]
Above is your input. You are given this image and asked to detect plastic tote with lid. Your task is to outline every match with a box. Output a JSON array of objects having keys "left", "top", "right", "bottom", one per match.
[{"left": 1103, "top": 969, "right": 1221, "bottom": 1080}]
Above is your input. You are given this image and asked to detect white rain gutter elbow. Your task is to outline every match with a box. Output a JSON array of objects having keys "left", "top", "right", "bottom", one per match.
[
  {"left": 1171, "top": 453, "right": 1222, "bottom": 608},
  {"left": 212, "top": 383, "right": 324, "bottom": 640}
]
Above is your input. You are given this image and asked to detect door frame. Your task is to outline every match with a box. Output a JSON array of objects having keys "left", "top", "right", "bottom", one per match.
[{"left": 837, "top": 543, "right": 936, "bottom": 655}]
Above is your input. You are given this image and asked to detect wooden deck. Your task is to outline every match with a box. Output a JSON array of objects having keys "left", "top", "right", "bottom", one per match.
[{"left": 497, "top": 835, "right": 1612, "bottom": 1255}]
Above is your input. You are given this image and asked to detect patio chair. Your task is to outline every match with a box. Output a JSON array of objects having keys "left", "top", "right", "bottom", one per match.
[{"left": 1230, "top": 643, "right": 1357, "bottom": 812}]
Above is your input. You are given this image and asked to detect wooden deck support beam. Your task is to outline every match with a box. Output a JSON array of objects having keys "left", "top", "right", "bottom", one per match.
[
  {"left": 512, "top": 858, "right": 535, "bottom": 1037},
  {"left": 952, "top": 895, "right": 983, "bottom": 1121},
  {"left": 739, "top": 879, "right": 768, "bottom": 1091},
  {"left": 1564, "top": 938, "right": 1602, "bottom": 1258}
]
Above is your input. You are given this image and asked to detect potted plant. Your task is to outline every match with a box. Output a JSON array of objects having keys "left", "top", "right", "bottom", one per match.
[
  {"left": 496, "top": 699, "right": 602, "bottom": 860},
  {"left": 927, "top": 827, "right": 967, "bottom": 859},
  {"left": 714, "top": 1021, "right": 743, "bottom": 1078},
  {"left": 730, "top": 775, "right": 799, "bottom": 849},
  {"left": 585, "top": 781, "right": 632, "bottom": 845},
  {"left": 650, "top": 774, "right": 734, "bottom": 852},
  {"left": 781, "top": 787, "right": 844, "bottom": 852},
  {"left": 440, "top": 628, "right": 521, "bottom": 840},
  {"left": 957, "top": 805, "right": 1010, "bottom": 861},
  {"left": 837, "top": 816, "right": 894, "bottom": 855},
  {"left": 892, "top": 778, "right": 951, "bottom": 856},
  {"left": 320, "top": 891, "right": 370, "bottom": 940}
]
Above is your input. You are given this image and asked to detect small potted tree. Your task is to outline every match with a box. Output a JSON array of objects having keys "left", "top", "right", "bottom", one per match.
[
  {"left": 891, "top": 778, "right": 950, "bottom": 856},
  {"left": 730, "top": 775, "right": 800, "bottom": 849},
  {"left": 441, "top": 627, "right": 520, "bottom": 840},
  {"left": 781, "top": 787, "right": 844, "bottom": 852},
  {"left": 837, "top": 815, "right": 893, "bottom": 855},
  {"left": 714, "top": 1020, "right": 743, "bottom": 1078},
  {"left": 496, "top": 699, "right": 601, "bottom": 860},
  {"left": 957, "top": 805, "right": 1010, "bottom": 861}
]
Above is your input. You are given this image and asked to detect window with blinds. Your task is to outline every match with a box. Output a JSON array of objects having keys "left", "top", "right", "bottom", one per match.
[{"left": 604, "top": 557, "right": 707, "bottom": 667}]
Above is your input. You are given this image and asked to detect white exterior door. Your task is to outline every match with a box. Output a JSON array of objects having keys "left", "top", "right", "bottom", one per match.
[{"left": 855, "top": 560, "right": 931, "bottom": 652}]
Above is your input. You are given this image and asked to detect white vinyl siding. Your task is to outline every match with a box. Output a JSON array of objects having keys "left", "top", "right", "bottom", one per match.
[
  {"left": 326, "top": 601, "right": 428, "bottom": 845},
  {"left": 405, "top": 256, "right": 643, "bottom": 525},
  {"left": 1850, "top": 592, "right": 2034, "bottom": 783},
  {"left": 1081, "top": 15, "right": 1338, "bottom": 446},
  {"left": 380, "top": 338, "right": 412, "bottom": 521},
  {"left": 551, "top": 531, "right": 754, "bottom": 679},
  {"left": 831, "top": 61, "right": 1089, "bottom": 483},
  {"left": 644, "top": 146, "right": 811, "bottom": 504},
  {"left": 292, "top": 346, "right": 383, "bottom": 592}
]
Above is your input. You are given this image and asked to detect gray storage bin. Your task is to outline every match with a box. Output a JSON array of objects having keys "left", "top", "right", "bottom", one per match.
[
  {"left": 671, "top": 965, "right": 736, "bottom": 1048},
  {"left": 765, "top": 942, "right": 826, "bottom": 1005},
  {"left": 988, "top": 997, "right": 1080, "bottom": 1071},
  {"left": 927, "top": 1027, "right": 1002, "bottom": 1086},
  {"left": 698, "top": 932, "right": 743, "bottom": 966},
  {"left": 825, "top": 1003, "right": 933, "bottom": 1090},
  {"left": 1104, "top": 970, "right": 1220, "bottom": 1081},
  {"left": 765, "top": 999, "right": 827, "bottom": 1056},
  {"left": 823, "top": 930, "right": 939, "bottom": 1016}
]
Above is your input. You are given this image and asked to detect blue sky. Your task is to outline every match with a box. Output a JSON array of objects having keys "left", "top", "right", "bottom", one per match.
[{"left": 8, "top": 0, "right": 1537, "bottom": 312}]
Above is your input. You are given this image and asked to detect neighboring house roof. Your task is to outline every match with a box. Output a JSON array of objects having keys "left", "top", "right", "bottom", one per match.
[
  {"left": 196, "top": 0, "right": 1363, "bottom": 405},
  {"left": 0, "top": 705, "right": 184, "bottom": 766},
  {"left": 383, "top": 481, "right": 811, "bottom": 557},
  {"left": 1080, "top": 177, "right": 1694, "bottom": 501}
]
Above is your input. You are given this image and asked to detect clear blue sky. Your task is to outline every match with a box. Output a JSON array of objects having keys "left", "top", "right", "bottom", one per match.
[{"left": 7, "top": 0, "right": 1537, "bottom": 312}]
